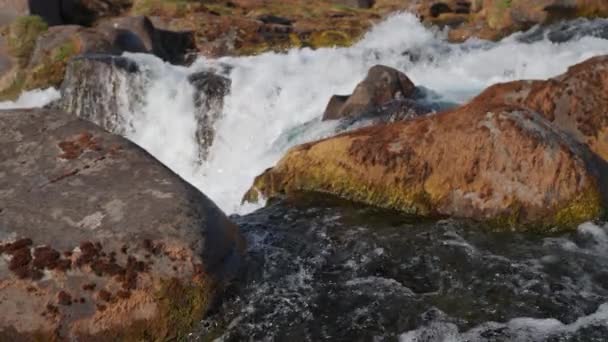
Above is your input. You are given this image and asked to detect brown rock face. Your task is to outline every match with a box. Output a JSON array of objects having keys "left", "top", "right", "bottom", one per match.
[
  {"left": 0, "top": 108, "right": 245, "bottom": 340},
  {"left": 322, "top": 65, "right": 417, "bottom": 121},
  {"left": 474, "top": 55, "right": 608, "bottom": 162},
  {"left": 247, "top": 100, "right": 603, "bottom": 230}
]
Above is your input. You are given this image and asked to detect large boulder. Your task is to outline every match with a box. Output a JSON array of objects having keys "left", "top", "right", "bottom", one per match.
[
  {"left": 0, "top": 108, "right": 245, "bottom": 340},
  {"left": 322, "top": 65, "right": 417, "bottom": 121},
  {"left": 245, "top": 101, "right": 604, "bottom": 230},
  {"left": 474, "top": 55, "right": 608, "bottom": 162}
]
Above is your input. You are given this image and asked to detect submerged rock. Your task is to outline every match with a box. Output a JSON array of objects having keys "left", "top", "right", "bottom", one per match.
[
  {"left": 0, "top": 108, "right": 245, "bottom": 340},
  {"left": 322, "top": 65, "right": 418, "bottom": 121},
  {"left": 188, "top": 71, "right": 232, "bottom": 162},
  {"left": 57, "top": 54, "right": 144, "bottom": 134},
  {"left": 246, "top": 100, "right": 604, "bottom": 230}
]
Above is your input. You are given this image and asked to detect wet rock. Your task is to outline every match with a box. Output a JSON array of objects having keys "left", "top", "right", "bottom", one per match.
[
  {"left": 98, "top": 16, "right": 196, "bottom": 65},
  {"left": 257, "top": 14, "right": 293, "bottom": 26},
  {"left": 246, "top": 100, "right": 604, "bottom": 230},
  {"left": 474, "top": 55, "right": 608, "bottom": 163},
  {"left": 57, "top": 54, "right": 144, "bottom": 134},
  {"left": 61, "top": 0, "right": 134, "bottom": 26},
  {"left": 188, "top": 71, "right": 232, "bottom": 162},
  {"left": 332, "top": 0, "right": 375, "bottom": 9},
  {"left": 322, "top": 65, "right": 417, "bottom": 121},
  {"left": 0, "top": 108, "right": 245, "bottom": 340}
]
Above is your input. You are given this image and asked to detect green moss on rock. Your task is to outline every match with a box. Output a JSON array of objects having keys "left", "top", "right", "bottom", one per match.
[
  {"left": 24, "top": 40, "right": 79, "bottom": 90},
  {"left": 7, "top": 16, "right": 48, "bottom": 67}
]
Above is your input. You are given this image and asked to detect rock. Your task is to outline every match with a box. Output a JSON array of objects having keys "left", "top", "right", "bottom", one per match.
[
  {"left": 474, "top": 55, "right": 608, "bottom": 162},
  {"left": 418, "top": 0, "right": 608, "bottom": 42},
  {"left": 61, "top": 0, "right": 134, "bottom": 26},
  {"left": 322, "top": 65, "right": 417, "bottom": 121},
  {"left": 1, "top": 15, "right": 197, "bottom": 99},
  {"left": 332, "top": 0, "right": 375, "bottom": 9},
  {"left": 323, "top": 95, "right": 350, "bottom": 121},
  {"left": 57, "top": 54, "right": 144, "bottom": 134},
  {"left": 23, "top": 25, "right": 119, "bottom": 90},
  {"left": 245, "top": 101, "right": 604, "bottom": 230},
  {"left": 0, "top": 108, "right": 245, "bottom": 340},
  {"left": 98, "top": 16, "right": 196, "bottom": 65},
  {"left": 188, "top": 71, "right": 232, "bottom": 162},
  {"left": 1, "top": 0, "right": 133, "bottom": 26},
  {"left": 257, "top": 14, "right": 293, "bottom": 26}
]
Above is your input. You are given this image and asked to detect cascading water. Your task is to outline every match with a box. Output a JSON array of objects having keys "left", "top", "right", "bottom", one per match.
[
  {"left": 5, "top": 14, "right": 608, "bottom": 214},
  {"left": 3, "top": 13, "right": 608, "bottom": 341}
]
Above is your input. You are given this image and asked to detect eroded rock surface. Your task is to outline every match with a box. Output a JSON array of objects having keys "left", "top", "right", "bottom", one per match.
[
  {"left": 474, "top": 55, "right": 608, "bottom": 162},
  {"left": 0, "top": 108, "right": 245, "bottom": 340}
]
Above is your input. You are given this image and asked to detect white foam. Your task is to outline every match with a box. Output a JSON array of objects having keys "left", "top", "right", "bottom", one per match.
[
  {"left": 399, "top": 303, "right": 608, "bottom": 342},
  {"left": 0, "top": 88, "right": 59, "bottom": 109}
]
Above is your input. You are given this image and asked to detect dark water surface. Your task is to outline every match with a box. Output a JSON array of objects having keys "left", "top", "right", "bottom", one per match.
[{"left": 192, "top": 196, "right": 608, "bottom": 341}]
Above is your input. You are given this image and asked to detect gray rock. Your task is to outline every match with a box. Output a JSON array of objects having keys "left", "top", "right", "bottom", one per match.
[
  {"left": 57, "top": 54, "right": 144, "bottom": 134},
  {"left": 0, "top": 108, "right": 245, "bottom": 340},
  {"left": 188, "top": 71, "right": 231, "bottom": 162}
]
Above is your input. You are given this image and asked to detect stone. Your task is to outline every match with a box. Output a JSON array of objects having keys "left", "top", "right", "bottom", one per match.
[
  {"left": 332, "top": 0, "right": 375, "bottom": 9},
  {"left": 98, "top": 16, "right": 196, "bottom": 65},
  {"left": 246, "top": 101, "right": 604, "bottom": 230},
  {"left": 57, "top": 54, "right": 144, "bottom": 134},
  {"left": 473, "top": 55, "right": 608, "bottom": 162},
  {"left": 0, "top": 108, "right": 245, "bottom": 340},
  {"left": 322, "top": 65, "right": 417, "bottom": 121},
  {"left": 188, "top": 71, "right": 232, "bottom": 162}
]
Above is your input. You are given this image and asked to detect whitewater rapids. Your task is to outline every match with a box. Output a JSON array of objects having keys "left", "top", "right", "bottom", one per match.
[{"left": 4, "top": 13, "right": 608, "bottom": 214}]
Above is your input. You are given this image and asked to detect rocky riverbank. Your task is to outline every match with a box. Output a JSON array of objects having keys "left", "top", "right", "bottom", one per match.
[{"left": 2, "top": 1, "right": 608, "bottom": 341}]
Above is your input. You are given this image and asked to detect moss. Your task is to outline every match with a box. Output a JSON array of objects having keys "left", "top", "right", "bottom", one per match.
[
  {"left": 553, "top": 185, "right": 603, "bottom": 228},
  {"left": 245, "top": 158, "right": 436, "bottom": 218},
  {"left": 77, "top": 278, "right": 215, "bottom": 341},
  {"left": 24, "top": 40, "right": 78, "bottom": 90},
  {"left": 246, "top": 151, "right": 604, "bottom": 233},
  {"left": 0, "top": 71, "right": 25, "bottom": 101},
  {"left": 7, "top": 16, "right": 48, "bottom": 67},
  {"left": 132, "top": 0, "right": 201, "bottom": 17},
  {"left": 155, "top": 278, "right": 213, "bottom": 340},
  {"left": 309, "top": 30, "right": 355, "bottom": 48}
]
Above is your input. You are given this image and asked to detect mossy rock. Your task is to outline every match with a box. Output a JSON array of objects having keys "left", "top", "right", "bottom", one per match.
[
  {"left": 7, "top": 15, "right": 48, "bottom": 67},
  {"left": 24, "top": 39, "right": 79, "bottom": 90}
]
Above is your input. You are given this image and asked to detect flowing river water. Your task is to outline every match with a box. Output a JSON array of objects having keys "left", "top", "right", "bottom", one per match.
[{"left": 2, "top": 13, "right": 608, "bottom": 342}]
